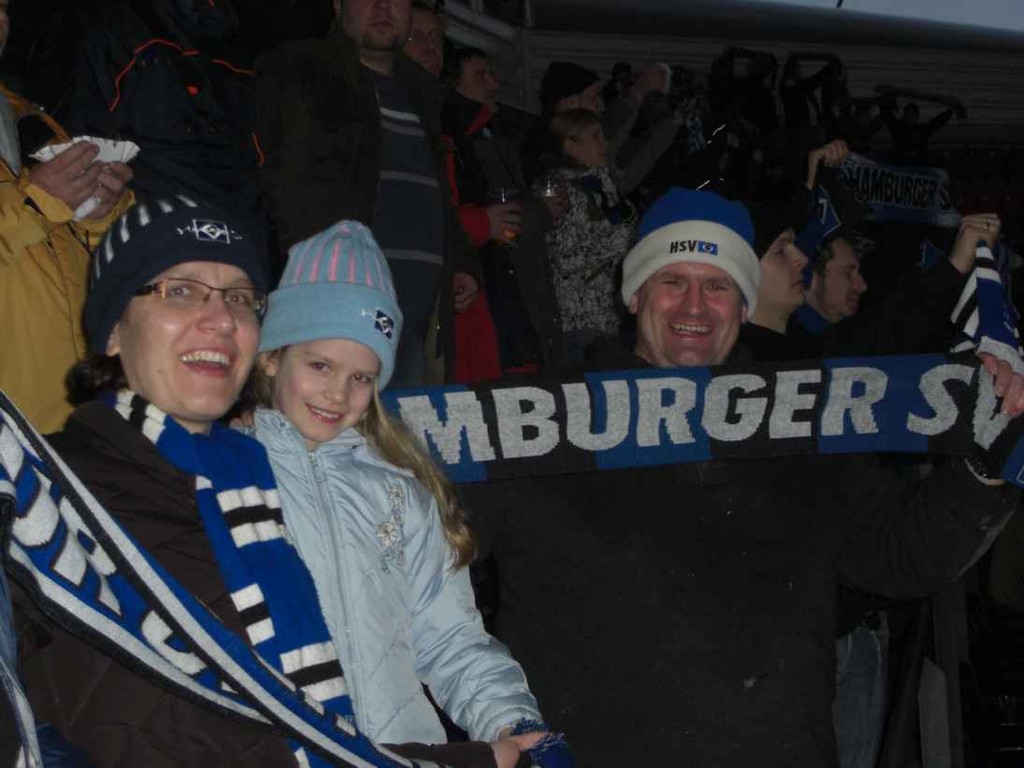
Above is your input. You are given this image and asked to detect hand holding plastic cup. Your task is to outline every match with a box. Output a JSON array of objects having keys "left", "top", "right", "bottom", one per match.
[
  {"left": 536, "top": 175, "right": 569, "bottom": 223},
  {"left": 486, "top": 187, "right": 523, "bottom": 244},
  {"left": 537, "top": 174, "right": 567, "bottom": 200}
]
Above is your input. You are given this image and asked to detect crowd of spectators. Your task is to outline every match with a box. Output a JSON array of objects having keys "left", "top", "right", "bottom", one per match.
[{"left": 1, "top": 0, "right": 1023, "bottom": 767}]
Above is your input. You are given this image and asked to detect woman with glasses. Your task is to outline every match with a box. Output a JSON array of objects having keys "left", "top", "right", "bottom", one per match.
[{"left": 10, "top": 197, "right": 530, "bottom": 768}]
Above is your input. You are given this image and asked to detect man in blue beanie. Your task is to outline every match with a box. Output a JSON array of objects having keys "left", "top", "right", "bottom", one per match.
[
  {"left": 620, "top": 187, "right": 761, "bottom": 367},
  {"left": 462, "top": 187, "right": 1024, "bottom": 768}
]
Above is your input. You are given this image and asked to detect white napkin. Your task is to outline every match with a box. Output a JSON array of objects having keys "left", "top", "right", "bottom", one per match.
[{"left": 30, "top": 136, "right": 140, "bottom": 219}]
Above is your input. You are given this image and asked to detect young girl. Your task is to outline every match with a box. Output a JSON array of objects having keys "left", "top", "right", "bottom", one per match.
[
  {"left": 542, "top": 108, "right": 637, "bottom": 363},
  {"left": 251, "top": 221, "right": 571, "bottom": 766}
]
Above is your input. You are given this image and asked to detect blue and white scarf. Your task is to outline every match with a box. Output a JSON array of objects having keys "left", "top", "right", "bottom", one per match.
[
  {"left": 949, "top": 241, "right": 1024, "bottom": 375},
  {"left": 105, "top": 390, "right": 360, "bottom": 763},
  {"left": 0, "top": 390, "right": 424, "bottom": 768}
]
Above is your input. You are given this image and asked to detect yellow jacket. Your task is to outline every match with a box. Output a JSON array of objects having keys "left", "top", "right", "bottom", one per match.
[{"left": 0, "top": 87, "right": 132, "bottom": 432}]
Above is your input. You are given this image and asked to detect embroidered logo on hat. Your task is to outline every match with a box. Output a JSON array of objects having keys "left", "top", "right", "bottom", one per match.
[
  {"left": 668, "top": 240, "right": 719, "bottom": 255},
  {"left": 177, "top": 219, "right": 242, "bottom": 244},
  {"left": 374, "top": 309, "right": 395, "bottom": 339}
]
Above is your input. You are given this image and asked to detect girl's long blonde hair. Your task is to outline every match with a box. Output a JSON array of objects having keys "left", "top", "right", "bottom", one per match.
[
  {"left": 361, "top": 387, "right": 475, "bottom": 568},
  {"left": 254, "top": 351, "right": 476, "bottom": 569}
]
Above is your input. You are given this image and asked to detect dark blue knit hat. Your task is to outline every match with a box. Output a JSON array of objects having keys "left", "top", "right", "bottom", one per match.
[{"left": 85, "top": 195, "right": 270, "bottom": 354}]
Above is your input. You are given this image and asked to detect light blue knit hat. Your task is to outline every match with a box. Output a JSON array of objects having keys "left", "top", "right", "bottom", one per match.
[{"left": 259, "top": 221, "right": 403, "bottom": 389}]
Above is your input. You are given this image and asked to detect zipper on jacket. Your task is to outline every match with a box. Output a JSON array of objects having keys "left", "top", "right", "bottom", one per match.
[{"left": 305, "top": 449, "right": 365, "bottom": 728}]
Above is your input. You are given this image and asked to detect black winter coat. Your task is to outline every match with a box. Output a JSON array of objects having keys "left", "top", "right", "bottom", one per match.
[
  {"left": 442, "top": 90, "right": 564, "bottom": 369},
  {"left": 788, "top": 258, "right": 968, "bottom": 360},
  {"left": 461, "top": 343, "right": 1017, "bottom": 768},
  {"left": 69, "top": 0, "right": 262, "bottom": 222}
]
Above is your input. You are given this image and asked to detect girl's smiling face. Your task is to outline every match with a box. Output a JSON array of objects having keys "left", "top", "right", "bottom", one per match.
[{"left": 263, "top": 338, "right": 381, "bottom": 451}]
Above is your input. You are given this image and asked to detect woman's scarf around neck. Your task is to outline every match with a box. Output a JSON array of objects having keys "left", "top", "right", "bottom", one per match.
[
  {"left": 0, "top": 388, "right": 413, "bottom": 767},
  {"left": 102, "top": 392, "right": 360, "bottom": 740}
]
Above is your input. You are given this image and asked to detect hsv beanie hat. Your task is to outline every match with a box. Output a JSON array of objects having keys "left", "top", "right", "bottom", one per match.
[
  {"left": 85, "top": 194, "right": 270, "bottom": 355},
  {"left": 621, "top": 188, "right": 760, "bottom": 314},
  {"left": 540, "top": 61, "right": 600, "bottom": 111},
  {"left": 259, "top": 221, "right": 403, "bottom": 390}
]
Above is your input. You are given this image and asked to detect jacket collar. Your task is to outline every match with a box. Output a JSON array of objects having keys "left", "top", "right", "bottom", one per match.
[
  {"left": 65, "top": 400, "right": 186, "bottom": 478},
  {"left": 443, "top": 87, "right": 492, "bottom": 138},
  {"left": 253, "top": 407, "right": 365, "bottom": 457},
  {"left": 793, "top": 303, "right": 831, "bottom": 336}
]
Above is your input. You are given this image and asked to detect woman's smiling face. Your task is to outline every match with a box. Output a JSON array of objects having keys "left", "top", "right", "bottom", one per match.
[{"left": 106, "top": 261, "right": 260, "bottom": 433}]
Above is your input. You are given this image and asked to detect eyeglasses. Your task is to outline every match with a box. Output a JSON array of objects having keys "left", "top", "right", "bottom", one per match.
[{"left": 135, "top": 277, "right": 268, "bottom": 319}]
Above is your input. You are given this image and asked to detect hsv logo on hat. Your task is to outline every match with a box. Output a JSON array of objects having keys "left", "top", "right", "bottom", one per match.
[
  {"left": 85, "top": 195, "right": 269, "bottom": 355},
  {"left": 177, "top": 219, "right": 242, "bottom": 244},
  {"left": 668, "top": 240, "right": 720, "bottom": 256},
  {"left": 374, "top": 309, "right": 395, "bottom": 340}
]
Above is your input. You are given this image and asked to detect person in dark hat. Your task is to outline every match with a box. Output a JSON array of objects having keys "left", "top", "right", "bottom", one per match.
[
  {"left": 525, "top": 60, "right": 680, "bottom": 192},
  {"left": 738, "top": 222, "right": 812, "bottom": 362},
  {"left": 540, "top": 61, "right": 603, "bottom": 115}
]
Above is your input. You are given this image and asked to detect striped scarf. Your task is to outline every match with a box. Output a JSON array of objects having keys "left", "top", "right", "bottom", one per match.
[
  {"left": 949, "top": 241, "right": 1024, "bottom": 374},
  {"left": 1, "top": 389, "right": 423, "bottom": 768},
  {"left": 105, "top": 389, "right": 357, "bottom": 762}
]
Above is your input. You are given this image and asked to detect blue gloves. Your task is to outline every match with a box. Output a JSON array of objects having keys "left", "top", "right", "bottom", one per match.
[{"left": 511, "top": 719, "right": 575, "bottom": 768}]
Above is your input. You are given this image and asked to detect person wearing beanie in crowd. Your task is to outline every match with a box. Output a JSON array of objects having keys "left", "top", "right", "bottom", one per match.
[
  {"left": 249, "top": 221, "right": 574, "bottom": 768},
  {"left": 737, "top": 222, "right": 810, "bottom": 361},
  {"left": 540, "top": 61, "right": 604, "bottom": 116},
  {"left": 600, "top": 61, "right": 633, "bottom": 105},
  {"left": 462, "top": 186, "right": 1024, "bottom": 767},
  {"left": 526, "top": 60, "right": 680, "bottom": 192},
  {"left": 737, "top": 141, "right": 844, "bottom": 363},
  {"left": 8, "top": 197, "right": 538, "bottom": 768}
]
